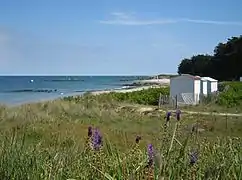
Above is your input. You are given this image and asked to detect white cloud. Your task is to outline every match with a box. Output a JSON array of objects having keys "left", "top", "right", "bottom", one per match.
[
  {"left": 99, "top": 19, "right": 177, "bottom": 25},
  {"left": 99, "top": 12, "right": 242, "bottom": 26},
  {"left": 100, "top": 12, "right": 177, "bottom": 25},
  {"left": 110, "top": 12, "right": 134, "bottom": 20},
  {"left": 180, "top": 18, "right": 242, "bottom": 26}
]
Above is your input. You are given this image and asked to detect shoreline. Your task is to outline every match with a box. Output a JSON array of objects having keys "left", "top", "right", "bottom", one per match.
[
  {"left": 2, "top": 78, "right": 170, "bottom": 107},
  {"left": 88, "top": 78, "right": 170, "bottom": 95},
  {"left": 122, "top": 78, "right": 170, "bottom": 87},
  {"left": 90, "top": 84, "right": 165, "bottom": 95},
  {"left": 3, "top": 86, "right": 153, "bottom": 107}
]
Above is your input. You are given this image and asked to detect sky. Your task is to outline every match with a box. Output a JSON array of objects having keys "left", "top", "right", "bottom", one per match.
[{"left": 0, "top": 0, "right": 242, "bottom": 75}]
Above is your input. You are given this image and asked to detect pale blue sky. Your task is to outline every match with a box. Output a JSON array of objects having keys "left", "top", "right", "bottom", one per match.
[{"left": 0, "top": 0, "right": 241, "bottom": 75}]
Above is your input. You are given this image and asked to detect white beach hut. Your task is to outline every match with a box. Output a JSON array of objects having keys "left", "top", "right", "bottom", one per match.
[
  {"left": 200, "top": 77, "right": 218, "bottom": 95},
  {"left": 200, "top": 78, "right": 208, "bottom": 95},
  {"left": 170, "top": 74, "right": 201, "bottom": 105}
]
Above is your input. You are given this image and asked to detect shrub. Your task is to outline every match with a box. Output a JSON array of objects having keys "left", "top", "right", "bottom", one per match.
[
  {"left": 217, "top": 82, "right": 242, "bottom": 107},
  {"left": 200, "top": 93, "right": 218, "bottom": 105},
  {"left": 108, "top": 87, "right": 169, "bottom": 105},
  {"left": 63, "top": 87, "right": 170, "bottom": 106}
]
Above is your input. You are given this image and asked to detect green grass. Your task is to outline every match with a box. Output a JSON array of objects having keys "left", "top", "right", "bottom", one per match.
[
  {"left": 0, "top": 93, "right": 242, "bottom": 179},
  {"left": 183, "top": 81, "right": 242, "bottom": 113},
  {"left": 64, "top": 87, "right": 169, "bottom": 106}
]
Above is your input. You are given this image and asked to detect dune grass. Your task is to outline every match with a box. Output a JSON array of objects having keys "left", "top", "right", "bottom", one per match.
[{"left": 0, "top": 94, "right": 242, "bottom": 179}]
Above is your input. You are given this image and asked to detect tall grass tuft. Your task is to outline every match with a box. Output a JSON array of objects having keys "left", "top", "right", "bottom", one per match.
[{"left": 0, "top": 93, "right": 242, "bottom": 179}]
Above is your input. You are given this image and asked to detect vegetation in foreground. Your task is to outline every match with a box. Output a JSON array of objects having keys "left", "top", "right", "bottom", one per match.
[
  {"left": 66, "top": 82, "right": 242, "bottom": 111},
  {"left": 184, "top": 81, "right": 242, "bottom": 113},
  {"left": 87, "top": 87, "right": 169, "bottom": 106},
  {"left": 217, "top": 81, "right": 242, "bottom": 107},
  {"left": 0, "top": 91, "right": 242, "bottom": 179},
  {"left": 64, "top": 81, "right": 242, "bottom": 117}
]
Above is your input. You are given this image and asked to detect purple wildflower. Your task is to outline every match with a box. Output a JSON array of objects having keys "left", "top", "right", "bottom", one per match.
[
  {"left": 176, "top": 109, "right": 181, "bottom": 121},
  {"left": 164, "top": 111, "right": 172, "bottom": 122},
  {"left": 135, "top": 136, "right": 141, "bottom": 143},
  {"left": 92, "top": 128, "right": 102, "bottom": 150},
  {"left": 190, "top": 151, "right": 198, "bottom": 165},
  {"left": 88, "top": 126, "right": 92, "bottom": 137},
  {"left": 147, "top": 144, "right": 154, "bottom": 167}
]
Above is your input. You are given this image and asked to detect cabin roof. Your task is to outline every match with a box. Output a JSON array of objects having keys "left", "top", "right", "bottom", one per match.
[
  {"left": 172, "top": 74, "right": 218, "bottom": 81},
  {"left": 179, "top": 74, "right": 201, "bottom": 80},
  {"left": 201, "top": 77, "right": 218, "bottom": 82}
]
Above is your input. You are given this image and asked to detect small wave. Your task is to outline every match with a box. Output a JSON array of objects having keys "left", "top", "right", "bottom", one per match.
[
  {"left": 73, "top": 90, "right": 85, "bottom": 92},
  {"left": 121, "top": 86, "right": 134, "bottom": 90},
  {"left": 3, "top": 89, "right": 58, "bottom": 93}
]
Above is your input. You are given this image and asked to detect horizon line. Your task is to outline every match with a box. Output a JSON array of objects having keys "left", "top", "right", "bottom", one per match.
[{"left": 0, "top": 73, "right": 177, "bottom": 76}]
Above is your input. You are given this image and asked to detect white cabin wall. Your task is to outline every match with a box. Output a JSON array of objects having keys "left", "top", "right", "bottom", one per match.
[
  {"left": 194, "top": 80, "right": 201, "bottom": 94},
  {"left": 211, "top": 82, "right": 218, "bottom": 92},
  {"left": 200, "top": 81, "right": 208, "bottom": 95},
  {"left": 194, "top": 79, "right": 201, "bottom": 103},
  {"left": 170, "top": 76, "right": 194, "bottom": 103}
]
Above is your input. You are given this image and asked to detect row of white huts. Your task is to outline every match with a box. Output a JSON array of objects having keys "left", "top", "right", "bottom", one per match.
[{"left": 170, "top": 74, "right": 218, "bottom": 105}]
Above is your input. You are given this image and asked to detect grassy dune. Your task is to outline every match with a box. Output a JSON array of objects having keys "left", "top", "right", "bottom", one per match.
[{"left": 0, "top": 92, "right": 242, "bottom": 179}]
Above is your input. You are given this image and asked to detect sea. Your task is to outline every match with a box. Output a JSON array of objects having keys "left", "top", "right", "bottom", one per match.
[{"left": 0, "top": 76, "right": 147, "bottom": 106}]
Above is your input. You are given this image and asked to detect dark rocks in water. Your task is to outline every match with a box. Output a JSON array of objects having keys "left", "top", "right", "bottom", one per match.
[
  {"left": 137, "top": 77, "right": 149, "bottom": 80},
  {"left": 33, "top": 89, "right": 57, "bottom": 93},
  {"left": 44, "top": 79, "right": 84, "bottom": 82},
  {"left": 119, "top": 79, "right": 130, "bottom": 82},
  {"left": 122, "top": 83, "right": 141, "bottom": 87},
  {"left": 122, "top": 81, "right": 162, "bottom": 87},
  {"left": 119, "top": 76, "right": 149, "bottom": 82},
  {"left": 6, "top": 89, "right": 58, "bottom": 93}
]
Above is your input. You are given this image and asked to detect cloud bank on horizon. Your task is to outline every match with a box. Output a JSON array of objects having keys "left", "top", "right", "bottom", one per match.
[{"left": 99, "top": 12, "right": 242, "bottom": 26}]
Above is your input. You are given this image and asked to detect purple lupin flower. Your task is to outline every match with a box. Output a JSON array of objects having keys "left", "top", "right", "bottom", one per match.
[
  {"left": 189, "top": 151, "right": 198, "bottom": 165},
  {"left": 147, "top": 144, "right": 154, "bottom": 167},
  {"left": 88, "top": 126, "right": 92, "bottom": 137},
  {"left": 92, "top": 128, "right": 102, "bottom": 150},
  {"left": 135, "top": 136, "right": 141, "bottom": 143},
  {"left": 164, "top": 111, "right": 172, "bottom": 122},
  {"left": 176, "top": 109, "right": 181, "bottom": 121}
]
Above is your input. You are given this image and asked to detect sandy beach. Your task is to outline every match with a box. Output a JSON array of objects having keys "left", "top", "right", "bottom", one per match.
[
  {"left": 138, "top": 78, "right": 170, "bottom": 84},
  {"left": 91, "top": 78, "right": 170, "bottom": 95}
]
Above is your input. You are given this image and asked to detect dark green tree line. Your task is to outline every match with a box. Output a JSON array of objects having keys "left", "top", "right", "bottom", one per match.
[{"left": 177, "top": 35, "right": 242, "bottom": 81}]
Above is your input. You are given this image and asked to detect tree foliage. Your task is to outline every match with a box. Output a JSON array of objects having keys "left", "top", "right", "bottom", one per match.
[{"left": 178, "top": 36, "right": 242, "bottom": 81}]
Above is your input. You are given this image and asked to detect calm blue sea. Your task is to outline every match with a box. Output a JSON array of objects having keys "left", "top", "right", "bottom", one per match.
[{"left": 0, "top": 76, "right": 146, "bottom": 105}]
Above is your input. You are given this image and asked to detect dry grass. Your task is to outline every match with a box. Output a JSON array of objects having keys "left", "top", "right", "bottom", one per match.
[
  {"left": 180, "top": 103, "right": 242, "bottom": 114},
  {"left": 0, "top": 95, "right": 241, "bottom": 179}
]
